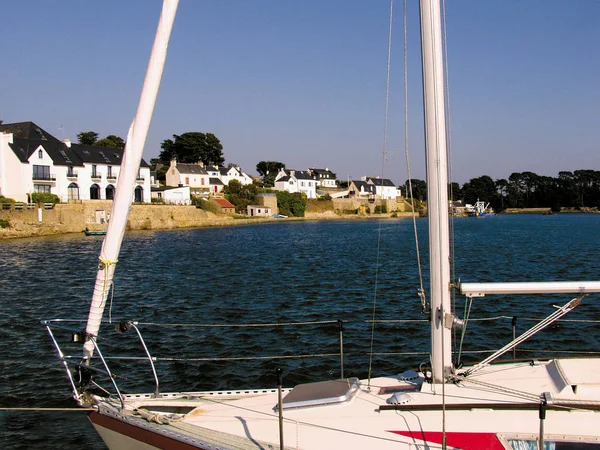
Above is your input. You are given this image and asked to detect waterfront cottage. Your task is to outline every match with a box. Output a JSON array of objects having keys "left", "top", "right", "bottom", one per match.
[
  {"left": 0, "top": 121, "right": 151, "bottom": 203},
  {"left": 274, "top": 169, "right": 317, "bottom": 199},
  {"left": 308, "top": 167, "right": 337, "bottom": 188},
  {"left": 364, "top": 176, "right": 397, "bottom": 199},
  {"left": 211, "top": 197, "right": 235, "bottom": 214},
  {"left": 247, "top": 205, "right": 272, "bottom": 217}
]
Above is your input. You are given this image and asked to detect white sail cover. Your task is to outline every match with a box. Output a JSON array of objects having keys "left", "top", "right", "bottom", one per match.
[{"left": 83, "top": 0, "right": 179, "bottom": 360}]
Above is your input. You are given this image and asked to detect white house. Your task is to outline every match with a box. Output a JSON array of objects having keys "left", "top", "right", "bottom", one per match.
[
  {"left": 364, "top": 176, "right": 397, "bottom": 199},
  {"left": 274, "top": 169, "right": 317, "bottom": 199},
  {"left": 151, "top": 185, "right": 191, "bottom": 205},
  {"left": 166, "top": 160, "right": 210, "bottom": 196},
  {"left": 217, "top": 166, "right": 253, "bottom": 186},
  {"left": 247, "top": 205, "right": 272, "bottom": 217},
  {"left": 349, "top": 180, "right": 376, "bottom": 199},
  {"left": 308, "top": 167, "right": 337, "bottom": 188},
  {"left": 0, "top": 121, "right": 151, "bottom": 203}
]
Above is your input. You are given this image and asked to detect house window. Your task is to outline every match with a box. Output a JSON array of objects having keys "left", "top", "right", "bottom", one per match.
[
  {"left": 201, "top": 178, "right": 205, "bottom": 185},
  {"left": 107, "top": 166, "right": 113, "bottom": 178},
  {"left": 33, "top": 165, "right": 51, "bottom": 180},
  {"left": 134, "top": 186, "right": 143, "bottom": 203},
  {"left": 34, "top": 184, "right": 51, "bottom": 193},
  {"left": 301, "top": 182, "right": 305, "bottom": 187},
  {"left": 92, "top": 165, "right": 98, "bottom": 178},
  {"left": 68, "top": 182, "right": 79, "bottom": 200},
  {"left": 90, "top": 184, "right": 101, "bottom": 200},
  {"left": 67, "top": 166, "right": 75, "bottom": 177},
  {"left": 185, "top": 177, "right": 189, "bottom": 185},
  {"left": 106, "top": 184, "right": 115, "bottom": 200},
  {"left": 38, "top": 149, "right": 43, "bottom": 159}
]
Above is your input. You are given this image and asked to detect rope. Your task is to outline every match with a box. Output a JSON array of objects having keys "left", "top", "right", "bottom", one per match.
[
  {"left": 403, "top": 0, "right": 427, "bottom": 314},
  {"left": 367, "top": 0, "right": 395, "bottom": 389},
  {"left": 457, "top": 296, "right": 473, "bottom": 365},
  {"left": 0, "top": 407, "right": 96, "bottom": 411},
  {"left": 136, "top": 320, "right": 338, "bottom": 327}
]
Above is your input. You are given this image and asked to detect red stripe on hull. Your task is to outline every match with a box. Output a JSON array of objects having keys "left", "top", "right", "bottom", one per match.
[
  {"left": 389, "top": 430, "right": 504, "bottom": 450},
  {"left": 88, "top": 411, "right": 204, "bottom": 450}
]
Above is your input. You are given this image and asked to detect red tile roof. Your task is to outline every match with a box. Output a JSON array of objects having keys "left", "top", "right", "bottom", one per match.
[{"left": 212, "top": 198, "right": 235, "bottom": 208}]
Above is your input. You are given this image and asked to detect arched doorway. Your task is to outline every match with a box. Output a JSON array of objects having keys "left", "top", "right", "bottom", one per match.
[
  {"left": 106, "top": 184, "right": 115, "bottom": 200},
  {"left": 68, "top": 182, "right": 80, "bottom": 201},
  {"left": 134, "top": 185, "right": 143, "bottom": 203},
  {"left": 90, "top": 183, "right": 101, "bottom": 200}
]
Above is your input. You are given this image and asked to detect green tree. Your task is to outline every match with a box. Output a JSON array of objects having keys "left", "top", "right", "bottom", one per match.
[
  {"left": 77, "top": 131, "right": 99, "bottom": 145},
  {"left": 158, "top": 132, "right": 225, "bottom": 166},
  {"left": 256, "top": 161, "right": 285, "bottom": 187},
  {"left": 448, "top": 182, "right": 461, "bottom": 201},
  {"left": 404, "top": 179, "right": 427, "bottom": 201},
  {"left": 223, "top": 180, "right": 259, "bottom": 213},
  {"left": 95, "top": 135, "right": 125, "bottom": 149},
  {"left": 461, "top": 175, "right": 496, "bottom": 206}
]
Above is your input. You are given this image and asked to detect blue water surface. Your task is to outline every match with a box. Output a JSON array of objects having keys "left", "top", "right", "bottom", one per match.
[{"left": 1, "top": 214, "right": 599, "bottom": 449}]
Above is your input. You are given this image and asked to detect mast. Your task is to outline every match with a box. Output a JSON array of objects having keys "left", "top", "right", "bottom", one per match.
[
  {"left": 419, "top": 0, "right": 452, "bottom": 382},
  {"left": 82, "top": 0, "right": 179, "bottom": 361}
]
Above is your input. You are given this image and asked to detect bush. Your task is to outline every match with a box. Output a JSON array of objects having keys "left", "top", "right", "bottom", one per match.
[
  {"left": 0, "top": 219, "right": 9, "bottom": 228},
  {"left": 193, "top": 198, "right": 219, "bottom": 214},
  {"left": 151, "top": 197, "right": 165, "bottom": 204},
  {"left": 277, "top": 191, "right": 307, "bottom": 217},
  {"left": 31, "top": 192, "right": 60, "bottom": 204},
  {"left": 318, "top": 194, "right": 332, "bottom": 201},
  {"left": 374, "top": 205, "right": 388, "bottom": 214},
  {"left": 0, "top": 195, "right": 15, "bottom": 204}
]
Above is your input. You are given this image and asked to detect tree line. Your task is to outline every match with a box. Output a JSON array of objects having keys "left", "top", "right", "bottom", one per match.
[{"left": 404, "top": 170, "right": 600, "bottom": 211}]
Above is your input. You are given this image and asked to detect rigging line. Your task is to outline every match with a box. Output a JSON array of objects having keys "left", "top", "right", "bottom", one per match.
[
  {"left": 136, "top": 320, "right": 339, "bottom": 327},
  {"left": 403, "top": 0, "right": 427, "bottom": 314},
  {"left": 367, "top": 0, "right": 394, "bottom": 389},
  {"left": 0, "top": 407, "right": 97, "bottom": 411},
  {"left": 457, "top": 295, "right": 473, "bottom": 365}
]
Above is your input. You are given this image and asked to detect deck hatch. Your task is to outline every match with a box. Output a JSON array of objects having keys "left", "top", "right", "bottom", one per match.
[{"left": 278, "top": 377, "right": 360, "bottom": 410}]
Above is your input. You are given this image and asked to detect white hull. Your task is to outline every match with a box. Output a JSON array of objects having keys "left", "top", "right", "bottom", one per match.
[{"left": 88, "top": 358, "right": 600, "bottom": 449}]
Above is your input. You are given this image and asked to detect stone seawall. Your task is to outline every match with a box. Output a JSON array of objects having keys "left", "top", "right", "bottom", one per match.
[
  {"left": 0, "top": 203, "right": 237, "bottom": 239},
  {"left": 0, "top": 201, "right": 417, "bottom": 239}
]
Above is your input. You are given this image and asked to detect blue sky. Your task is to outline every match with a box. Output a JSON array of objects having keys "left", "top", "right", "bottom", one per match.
[{"left": 2, "top": 1, "right": 598, "bottom": 185}]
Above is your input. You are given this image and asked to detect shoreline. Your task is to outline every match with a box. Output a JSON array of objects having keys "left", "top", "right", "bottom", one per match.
[{"left": 0, "top": 206, "right": 418, "bottom": 240}]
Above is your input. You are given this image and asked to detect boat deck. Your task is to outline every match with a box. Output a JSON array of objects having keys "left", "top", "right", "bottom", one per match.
[{"left": 92, "top": 358, "right": 600, "bottom": 449}]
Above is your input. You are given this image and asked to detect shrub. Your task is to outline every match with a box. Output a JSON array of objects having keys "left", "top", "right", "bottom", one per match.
[
  {"left": 31, "top": 192, "right": 60, "bottom": 204},
  {"left": 194, "top": 198, "right": 219, "bottom": 214},
  {"left": 318, "top": 194, "right": 332, "bottom": 201},
  {"left": 374, "top": 205, "right": 388, "bottom": 214},
  {"left": 0, "top": 219, "right": 9, "bottom": 228},
  {"left": 0, "top": 195, "right": 15, "bottom": 204}
]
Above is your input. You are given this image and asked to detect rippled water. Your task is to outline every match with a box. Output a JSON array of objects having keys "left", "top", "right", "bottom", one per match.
[{"left": 1, "top": 214, "right": 599, "bottom": 449}]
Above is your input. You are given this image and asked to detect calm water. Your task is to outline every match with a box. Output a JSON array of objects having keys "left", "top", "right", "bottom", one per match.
[{"left": 1, "top": 214, "right": 600, "bottom": 449}]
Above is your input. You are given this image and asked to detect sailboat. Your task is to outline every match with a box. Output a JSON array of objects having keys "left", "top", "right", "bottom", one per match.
[{"left": 42, "top": 0, "right": 600, "bottom": 449}]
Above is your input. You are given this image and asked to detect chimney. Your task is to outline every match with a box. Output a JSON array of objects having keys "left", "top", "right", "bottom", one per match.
[{"left": 63, "top": 138, "right": 71, "bottom": 148}]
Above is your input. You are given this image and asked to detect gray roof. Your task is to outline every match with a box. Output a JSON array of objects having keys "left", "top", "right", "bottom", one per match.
[
  {"left": 276, "top": 176, "right": 291, "bottom": 182},
  {"left": 310, "top": 168, "right": 336, "bottom": 177},
  {"left": 6, "top": 135, "right": 148, "bottom": 168},
  {"left": 9, "top": 138, "right": 83, "bottom": 165},
  {"left": 209, "top": 177, "right": 224, "bottom": 185},
  {"left": 352, "top": 180, "right": 376, "bottom": 193},
  {"left": 175, "top": 163, "right": 208, "bottom": 175},
  {"left": 0, "top": 121, "right": 61, "bottom": 142},
  {"left": 367, "top": 177, "right": 395, "bottom": 187},
  {"left": 291, "top": 170, "right": 316, "bottom": 181}
]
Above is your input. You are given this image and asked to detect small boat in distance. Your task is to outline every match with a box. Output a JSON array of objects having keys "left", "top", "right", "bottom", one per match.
[
  {"left": 466, "top": 199, "right": 496, "bottom": 217},
  {"left": 82, "top": 228, "right": 107, "bottom": 236}
]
